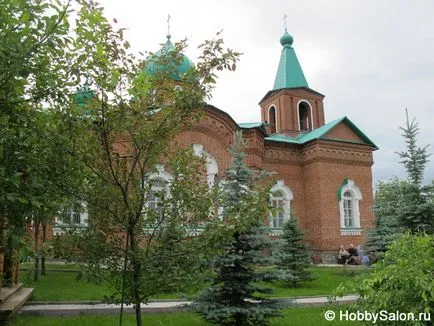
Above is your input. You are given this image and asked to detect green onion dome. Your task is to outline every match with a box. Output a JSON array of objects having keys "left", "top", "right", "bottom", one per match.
[{"left": 144, "top": 35, "right": 194, "bottom": 81}]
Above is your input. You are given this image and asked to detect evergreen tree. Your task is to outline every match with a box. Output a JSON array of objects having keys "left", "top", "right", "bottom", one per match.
[
  {"left": 366, "top": 112, "right": 433, "bottom": 257},
  {"left": 395, "top": 110, "right": 433, "bottom": 234},
  {"left": 275, "top": 217, "right": 315, "bottom": 287},
  {"left": 396, "top": 110, "right": 430, "bottom": 187},
  {"left": 192, "top": 132, "right": 286, "bottom": 326},
  {"left": 365, "top": 214, "right": 401, "bottom": 258},
  {"left": 365, "top": 179, "right": 406, "bottom": 256}
]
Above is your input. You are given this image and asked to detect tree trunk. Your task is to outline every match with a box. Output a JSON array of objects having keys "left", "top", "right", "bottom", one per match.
[
  {"left": 129, "top": 232, "right": 142, "bottom": 326},
  {"left": 3, "top": 253, "right": 13, "bottom": 287},
  {"left": 33, "top": 219, "right": 40, "bottom": 282},
  {"left": 0, "top": 248, "right": 4, "bottom": 288},
  {"left": 41, "top": 221, "right": 47, "bottom": 276}
]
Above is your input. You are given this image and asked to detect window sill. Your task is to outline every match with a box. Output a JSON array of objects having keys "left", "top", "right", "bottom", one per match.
[
  {"left": 340, "top": 228, "right": 362, "bottom": 236},
  {"left": 268, "top": 228, "right": 283, "bottom": 236}
]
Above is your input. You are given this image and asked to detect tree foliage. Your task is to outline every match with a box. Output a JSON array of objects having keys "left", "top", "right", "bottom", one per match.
[
  {"left": 192, "top": 132, "right": 285, "bottom": 326},
  {"left": 33, "top": 2, "right": 241, "bottom": 326},
  {"left": 1, "top": 1, "right": 241, "bottom": 326},
  {"left": 0, "top": 0, "right": 82, "bottom": 285},
  {"left": 334, "top": 233, "right": 434, "bottom": 326}
]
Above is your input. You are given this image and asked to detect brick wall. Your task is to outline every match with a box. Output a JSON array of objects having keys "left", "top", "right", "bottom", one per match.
[{"left": 173, "top": 107, "right": 375, "bottom": 262}]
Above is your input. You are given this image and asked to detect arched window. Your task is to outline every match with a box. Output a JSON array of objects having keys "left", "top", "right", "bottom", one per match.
[
  {"left": 146, "top": 165, "right": 173, "bottom": 224},
  {"left": 268, "top": 106, "right": 277, "bottom": 134},
  {"left": 298, "top": 101, "right": 312, "bottom": 131},
  {"left": 338, "top": 180, "right": 362, "bottom": 232},
  {"left": 193, "top": 144, "right": 218, "bottom": 186},
  {"left": 148, "top": 177, "right": 167, "bottom": 219},
  {"left": 270, "top": 180, "right": 293, "bottom": 229}
]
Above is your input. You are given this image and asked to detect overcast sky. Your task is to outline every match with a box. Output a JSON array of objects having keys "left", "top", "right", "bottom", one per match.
[{"left": 101, "top": 0, "right": 434, "bottom": 185}]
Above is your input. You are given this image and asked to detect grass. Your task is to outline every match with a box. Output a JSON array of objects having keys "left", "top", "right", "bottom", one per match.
[
  {"left": 263, "top": 267, "right": 362, "bottom": 297},
  {"left": 19, "top": 264, "right": 361, "bottom": 301},
  {"left": 19, "top": 268, "right": 113, "bottom": 301},
  {"left": 8, "top": 307, "right": 355, "bottom": 325}
]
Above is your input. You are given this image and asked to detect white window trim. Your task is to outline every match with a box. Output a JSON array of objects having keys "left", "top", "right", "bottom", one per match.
[
  {"left": 54, "top": 202, "right": 88, "bottom": 235},
  {"left": 269, "top": 180, "right": 293, "bottom": 229},
  {"left": 338, "top": 180, "right": 362, "bottom": 233},
  {"left": 145, "top": 164, "right": 173, "bottom": 203},
  {"left": 143, "top": 165, "right": 173, "bottom": 229},
  {"left": 148, "top": 164, "right": 173, "bottom": 184},
  {"left": 192, "top": 144, "right": 218, "bottom": 186}
]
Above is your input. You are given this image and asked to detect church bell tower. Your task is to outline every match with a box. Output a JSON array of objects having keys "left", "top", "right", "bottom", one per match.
[{"left": 259, "top": 30, "right": 326, "bottom": 136}]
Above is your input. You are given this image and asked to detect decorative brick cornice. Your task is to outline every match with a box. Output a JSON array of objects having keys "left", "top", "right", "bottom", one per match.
[
  {"left": 302, "top": 142, "right": 373, "bottom": 165},
  {"left": 264, "top": 147, "right": 302, "bottom": 164}
]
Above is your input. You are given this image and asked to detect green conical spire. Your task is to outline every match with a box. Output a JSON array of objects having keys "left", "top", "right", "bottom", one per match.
[{"left": 273, "top": 30, "right": 308, "bottom": 90}]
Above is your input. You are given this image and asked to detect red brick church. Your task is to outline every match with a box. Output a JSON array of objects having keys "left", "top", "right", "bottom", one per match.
[
  {"left": 58, "top": 29, "right": 378, "bottom": 263},
  {"left": 170, "top": 29, "right": 378, "bottom": 263}
]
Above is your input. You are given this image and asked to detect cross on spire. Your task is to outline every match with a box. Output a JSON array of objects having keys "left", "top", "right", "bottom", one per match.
[
  {"left": 167, "top": 14, "right": 171, "bottom": 36},
  {"left": 283, "top": 14, "right": 287, "bottom": 31}
]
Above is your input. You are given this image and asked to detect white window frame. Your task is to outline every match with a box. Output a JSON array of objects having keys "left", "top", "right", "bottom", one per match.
[
  {"left": 338, "top": 180, "right": 362, "bottom": 233},
  {"left": 193, "top": 144, "right": 218, "bottom": 187},
  {"left": 147, "top": 164, "right": 173, "bottom": 185},
  {"left": 146, "top": 165, "right": 172, "bottom": 204},
  {"left": 148, "top": 177, "right": 167, "bottom": 219},
  {"left": 144, "top": 165, "right": 173, "bottom": 226},
  {"left": 269, "top": 180, "right": 293, "bottom": 229},
  {"left": 54, "top": 202, "right": 88, "bottom": 235}
]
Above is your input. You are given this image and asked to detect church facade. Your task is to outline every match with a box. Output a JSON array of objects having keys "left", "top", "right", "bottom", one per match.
[
  {"left": 55, "top": 29, "right": 378, "bottom": 263},
  {"left": 170, "top": 29, "right": 378, "bottom": 263}
]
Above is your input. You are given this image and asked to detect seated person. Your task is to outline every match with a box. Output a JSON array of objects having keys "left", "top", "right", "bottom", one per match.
[
  {"left": 346, "top": 244, "right": 360, "bottom": 265},
  {"left": 337, "top": 244, "right": 350, "bottom": 264},
  {"left": 357, "top": 245, "right": 370, "bottom": 265}
]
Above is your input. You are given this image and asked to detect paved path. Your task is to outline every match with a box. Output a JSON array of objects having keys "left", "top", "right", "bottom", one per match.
[{"left": 18, "top": 295, "right": 358, "bottom": 316}]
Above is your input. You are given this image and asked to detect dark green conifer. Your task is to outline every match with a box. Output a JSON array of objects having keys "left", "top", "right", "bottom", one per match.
[
  {"left": 275, "top": 217, "right": 315, "bottom": 287},
  {"left": 192, "top": 132, "right": 285, "bottom": 326}
]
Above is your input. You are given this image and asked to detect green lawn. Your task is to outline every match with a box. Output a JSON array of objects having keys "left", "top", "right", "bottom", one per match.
[
  {"left": 9, "top": 307, "right": 354, "bottom": 326},
  {"left": 19, "top": 268, "right": 113, "bottom": 301},
  {"left": 20, "top": 264, "right": 361, "bottom": 301},
  {"left": 263, "top": 267, "right": 362, "bottom": 297}
]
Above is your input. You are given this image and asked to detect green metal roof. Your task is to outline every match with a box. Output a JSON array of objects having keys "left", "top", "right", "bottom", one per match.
[
  {"left": 238, "top": 122, "right": 268, "bottom": 134},
  {"left": 145, "top": 35, "right": 194, "bottom": 81},
  {"left": 265, "top": 116, "right": 378, "bottom": 149},
  {"left": 238, "top": 122, "right": 264, "bottom": 128},
  {"left": 273, "top": 30, "right": 308, "bottom": 90},
  {"left": 73, "top": 80, "right": 94, "bottom": 107}
]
